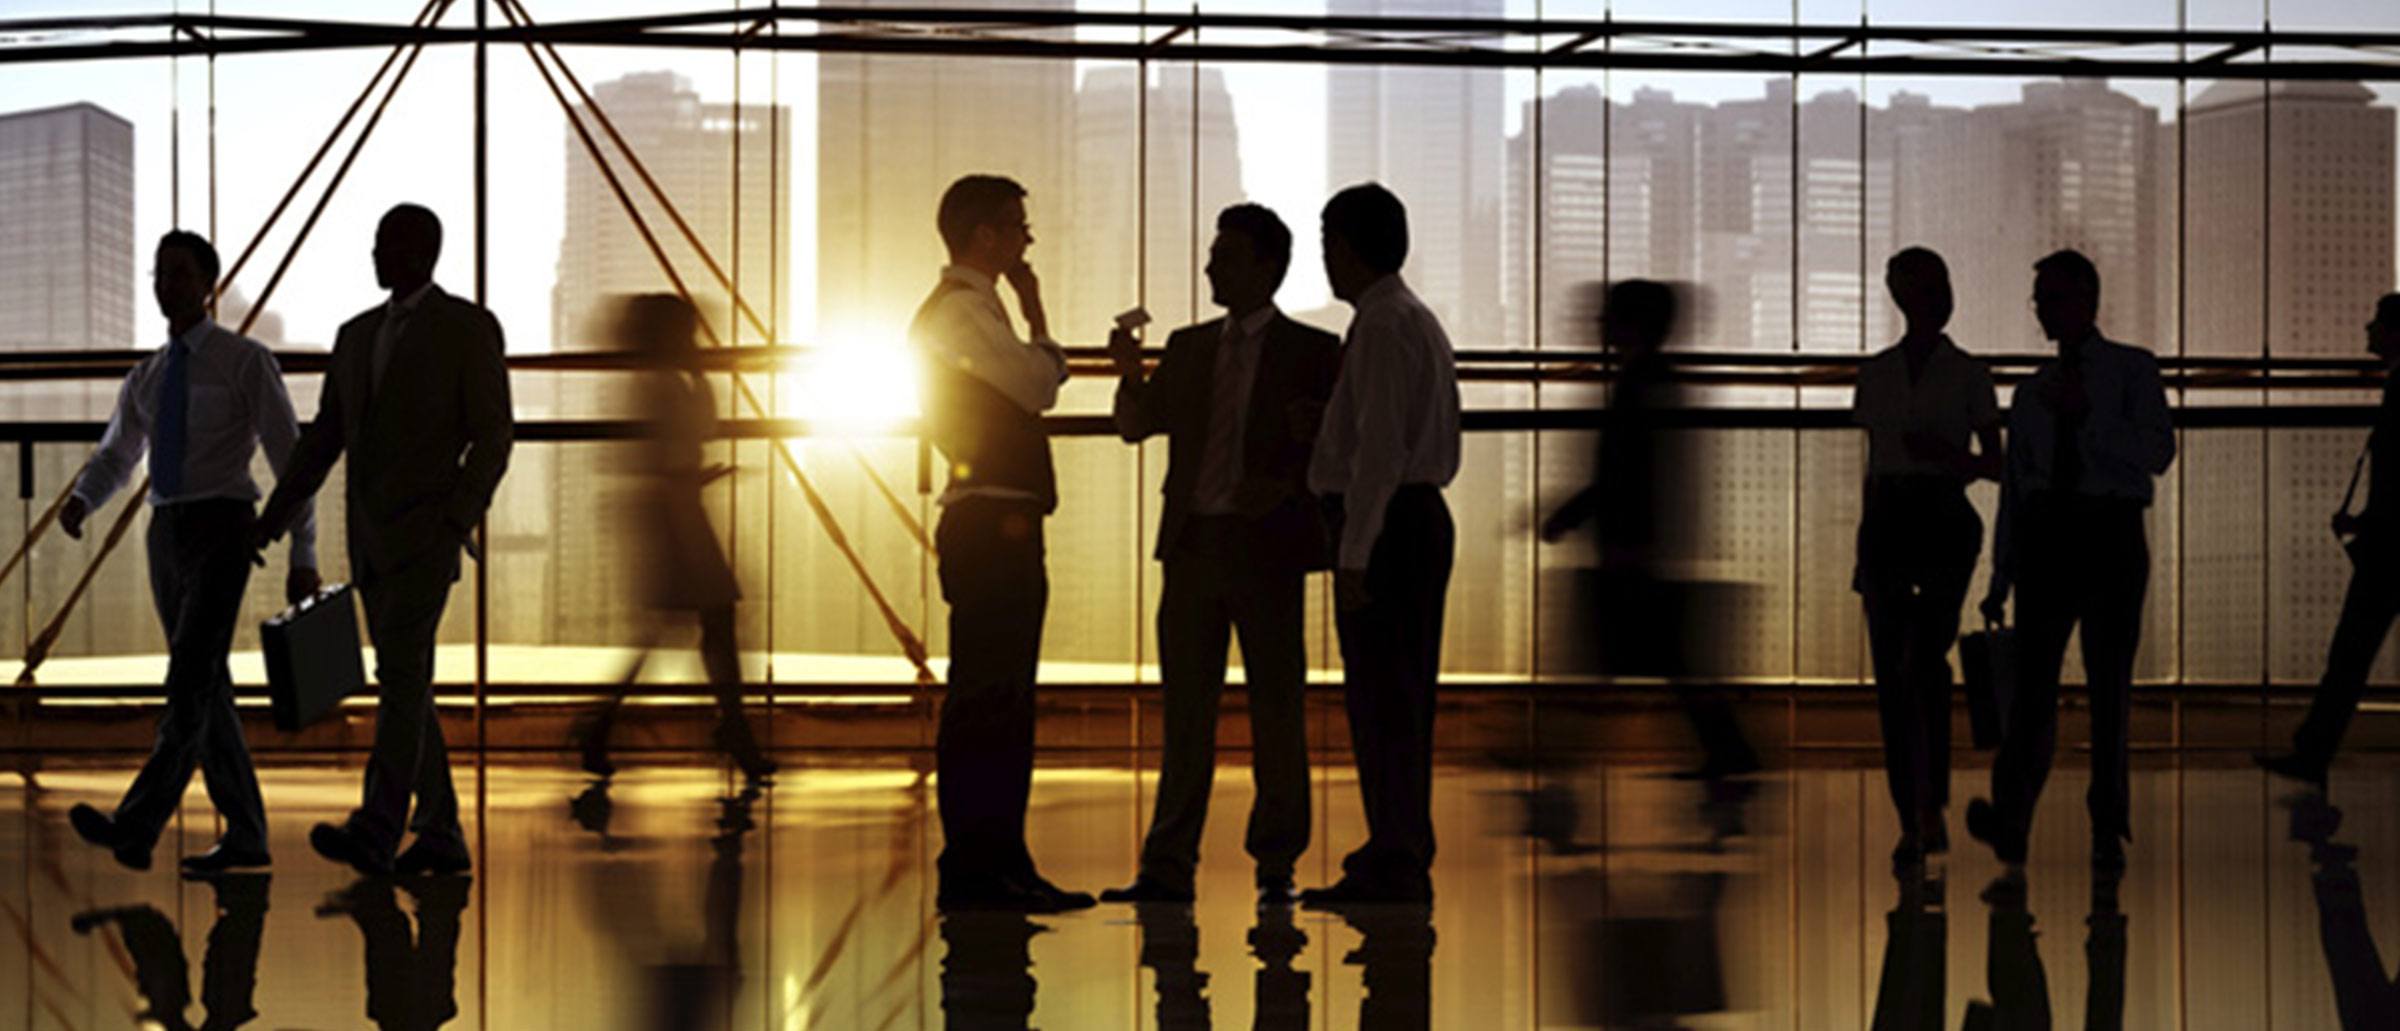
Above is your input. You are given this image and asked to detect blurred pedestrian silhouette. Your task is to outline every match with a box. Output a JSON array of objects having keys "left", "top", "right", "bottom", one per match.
[
  {"left": 71, "top": 872, "right": 270, "bottom": 1030},
  {"left": 65, "top": 230, "right": 318, "bottom": 876},
  {"left": 258, "top": 203, "right": 514, "bottom": 879},
  {"left": 1101, "top": 203, "right": 1338, "bottom": 907},
  {"left": 2289, "top": 794, "right": 2397, "bottom": 1029},
  {"left": 2261, "top": 293, "right": 2400, "bottom": 789},
  {"left": 1544, "top": 279, "right": 1759, "bottom": 783},
  {"left": 635, "top": 787, "right": 759, "bottom": 1031},
  {"left": 1969, "top": 249, "right": 2173, "bottom": 885},
  {"left": 911, "top": 175, "right": 1087, "bottom": 913},
  {"left": 569, "top": 293, "right": 773, "bottom": 783},
  {"left": 1301, "top": 183, "right": 1463, "bottom": 907},
  {"left": 319, "top": 874, "right": 469, "bottom": 1030},
  {"left": 1853, "top": 247, "right": 2004, "bottom": 872}
]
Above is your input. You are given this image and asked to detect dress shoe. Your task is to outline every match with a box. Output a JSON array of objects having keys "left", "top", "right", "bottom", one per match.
[
  {"left": 1299, "top": 876, "right": 1432, "bottom": 908},
  {"left": 1256, "top": 874, "right": 1300, "bottom": 908},
  {"left": 69, "top": 803, "right": 151, "bottom": 872},
  {"left": 715, "top": 722, "right": 778, "bottom": 783},
  {"left": 180, "top": 844, "right": 271, "bottom": 876},
  {"left": 309, "top": 822, "right": 393, "bottom": 877},
  {"left": 1965, "top": 798, "right": 2026, "bottom": 865},
  {"left": 938, "top": 876, "right": 1080, "bottom": 913},
  {"left": 395, "top": 837, "right": 473, "bottom": 876},
  {"left": 1098, "top": 877, "right": 1194, "bottom": 905},
  {"left": 2256, "top": 751, "right": 2329, "bottom": 790},
  {"left": 1010, "top": 871, "right": 1096, "bottom": 911}
]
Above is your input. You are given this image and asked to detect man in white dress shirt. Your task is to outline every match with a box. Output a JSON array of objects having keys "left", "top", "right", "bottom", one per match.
[
  {"left": 1300, "top": 183, "right": 1462, "bottom": 907},
  {"left": 1970, "top": 249, "right": 2175, "bottom": 886},
  {"left": 66, "top": 230, "right": 319, "bottom": 875},
  {"left": 910, "top": 174, "right": 1092, "bottom": 913}
]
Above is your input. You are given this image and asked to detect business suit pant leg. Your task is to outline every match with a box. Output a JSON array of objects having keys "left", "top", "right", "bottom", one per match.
[
  {"left": 2080, "top": 510, "right": 2148, "bottom": 846},
  {"left": 352, "top": 560, "right": 460, "bottom": 856},
  {"left": 1859, "top": 484, "right": 1978, "bottom": 832},
  {"left": 1139, "top": 551, "right": 1234, "bottom": 892},
  {"left": 1992, "top": 504, "right": 2076, "bottom": 856},
  {"left": 935, "top": 500, "right": 1048, "bottom": 886},
  {"left": 1232, "top": 563, "right": 1311, "bottom": 884},
  {"left": 1335, "top": 489, "right": 1452, "bottom": 889},
  {"left": 2294, "top": 556, "right": 2400, "bottom": 765},
  {"left": 114, "top": 500, "right": 268, "bottom": 853}
]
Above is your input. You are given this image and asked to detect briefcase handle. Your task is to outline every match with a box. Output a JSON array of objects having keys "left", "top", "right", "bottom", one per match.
[{"left": 272, "top": 582, "right": 350, "bottom": 623}]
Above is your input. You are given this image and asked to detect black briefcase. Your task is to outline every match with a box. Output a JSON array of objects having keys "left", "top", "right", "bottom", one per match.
[
  {"left": 265, "top": 583, "right": 367, "bottom": 733},
  {"left": 1960, "top": 622, "right": 2017, "bottom": 750}
]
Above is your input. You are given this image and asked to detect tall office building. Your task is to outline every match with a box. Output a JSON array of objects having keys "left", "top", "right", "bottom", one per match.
[
  {"left": 0, "top": 102, "right": 152, "bottom": 663},
  {"left": 2184, "top": 81, "right": 2397, "bottom": 682},
  {"left": 547, "top": 72, "right": 791, "bottom": 651},
  {"left": 1064, "top": 65, "right": 1244, "bottom": 337}
]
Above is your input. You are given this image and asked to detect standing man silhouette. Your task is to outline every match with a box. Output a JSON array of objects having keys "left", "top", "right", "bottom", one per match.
[
  {"left": 1970, "top": 249, "right": 2174, "bottom": 886},
  {"left": 1852, "top": 247, "right": 2004, "bottom": 871},
  {"left": 2260, "top": 294, "right": 2400, "bottom": 789},
  {"left": 65, "top": 229, "right": 318, "bottom": 876},
  {"left": 1099, "top": 203, "right": 1340, "bottom": 907},
  {"left": 1301, "top": 183, "right": 1462, "bottom": 907},
  {"left": 257, "top": 203, "right": 514, "bottom": 878},
  {"left": 911, "top": 174, "right": 1091, "bottom": 913}
]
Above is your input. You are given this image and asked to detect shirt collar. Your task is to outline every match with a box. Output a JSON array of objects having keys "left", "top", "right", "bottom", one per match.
[
  {"left": 168, "top": 317, "right": 216, "bottom": 353},
  {"left": 1224, "top": 303, "right": 1280, "bottom": 341},
  {"left": 940, "top": 264, "right": 999, "bottom": 298},
  {"left": 1355, "top": 274, "right": 1406, "bottom": 309},
  {"left": 386, "top": 281, "right": 437, "bottom": 319}
]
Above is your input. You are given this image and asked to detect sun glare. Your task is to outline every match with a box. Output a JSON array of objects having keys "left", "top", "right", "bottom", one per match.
[{"left": 787, "top": 323, "right": 921, "bottom": 436}]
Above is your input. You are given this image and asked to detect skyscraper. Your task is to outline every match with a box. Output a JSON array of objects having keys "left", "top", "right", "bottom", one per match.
[{"left": 2185, "top": 80, "right": 2397, "bottom": 682}]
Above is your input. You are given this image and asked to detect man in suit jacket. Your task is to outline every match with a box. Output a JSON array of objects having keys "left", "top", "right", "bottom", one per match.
[
  {"left": 1098, "top": 203, "right": 1340, "bottom": 906},
  {"left": 257, "top": 203, "right": 513, "bottom": 877}
]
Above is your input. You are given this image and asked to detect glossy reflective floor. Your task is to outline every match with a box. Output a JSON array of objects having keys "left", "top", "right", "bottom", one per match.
[{"left": 3, "top": 717, "right": 2394, "bottom": 1029}]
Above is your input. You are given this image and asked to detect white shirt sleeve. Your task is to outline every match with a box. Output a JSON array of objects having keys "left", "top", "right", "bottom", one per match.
[
  {"left": 73, "top": 364, "right": 151, "bottom": 512},
  {"left": 1332, "top": 311, "right": 1417, "bottom": 571},
  {"left": 929, "top": 290, "right": 1067, "bottom": 415},
  {"left": 247, "top": 346, "right": 318, "bottom": 569}
]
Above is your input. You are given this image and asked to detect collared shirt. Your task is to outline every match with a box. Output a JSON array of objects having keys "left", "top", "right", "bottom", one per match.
[
  {"left": 910, "top": 264, "right": 1068, "bottom": 506},
  {"left": 1306, "top": 275, "right": 1462, "bottom": 570},
  {"left": 1189, "top": 303, "right": 1279, "bottom": 515},
  {"left": 1991, "top": 331, "right": 2175, "bottom": 581},
  {"left": 371, "top": 280, "right": 436, "bottom": 398},
  {"left": 74, "top": 318, "right": 319, "bottom": 566},
  {"left": 1853, "top": 334, "right": 2001, "bottom": 479}
]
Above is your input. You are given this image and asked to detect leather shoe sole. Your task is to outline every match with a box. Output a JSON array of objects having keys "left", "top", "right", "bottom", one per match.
[
  {"left": 1098, "top": 879, "right": 1194, "bottom": 905},
  {"left": 395, "top": 840, "right": 473, "bottom": 876},
  {"left": 180, "top": 846, "right": 271, "bottom": 876},
  {"left": 310, "top": 823, "right": 393, "bottom": 877}
]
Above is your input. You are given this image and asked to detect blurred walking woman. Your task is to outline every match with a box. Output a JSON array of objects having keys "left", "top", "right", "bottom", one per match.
[
  {"left": 574, "top": 294, "right": 775, "bottom": 782},
  {"left": 1852, "top": 248, "right": 2002, "bottom": 871}
]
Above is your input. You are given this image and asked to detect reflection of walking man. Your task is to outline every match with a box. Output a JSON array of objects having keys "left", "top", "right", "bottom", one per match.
[
  {"left": 66, "top": 229, "right": 318, "bottom": 876},
  {"left": 1969, "top": 249, "right": 2174, "bottom": 881},
  {"left": 2261, "top": 294, "right": 2400, "bottom": 789},
  {"left": 1852, "top": 248, "right": 2004, "bottom": 871},
  {"left": 257, "top": 203, "right": 515, "bottom": 878},
  {"left": 1302, "top": 183, "right": 1461, "bottom": 907},
  {"left": 1100, "top": 204, "right": 1339, "bottom": 907}
]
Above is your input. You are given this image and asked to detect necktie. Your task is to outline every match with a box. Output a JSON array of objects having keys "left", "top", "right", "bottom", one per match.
[
  {"left": 154, "top": 337, "right": 189, "bottom": 497},
  {"left": 2053, "top": 343, "right": 2087, "bottom": 493}
]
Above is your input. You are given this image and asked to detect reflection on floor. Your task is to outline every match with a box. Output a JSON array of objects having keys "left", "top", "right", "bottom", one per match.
[{"left": 3, "top": 743, "right": 2395, "bottom": 1028}]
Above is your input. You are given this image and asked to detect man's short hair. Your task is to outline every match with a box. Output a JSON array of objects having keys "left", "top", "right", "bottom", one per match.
[
  {"left": 1606, "top": 279, "right": 1678, "bottom": 341},
  {"left": 1216, "top": 202, "right": 1293, "bottom": 289},
  {"left": 1886, "top": 246, "right": 1949, "bottom": 285},
  {"left": 156, "top": 230, "right": 220, "bottom": 287},
  {"left": 937, "top": 175, "right": 1028, "bottom": 258},
  {"left": 2033, "top": 248, "right": 2101, "bottom": 300},
  {"left": 381, "top": 203, "right": 444, "bottom": 260},
  {"left": 1322, "top": 182, "right": 1409, "bottom": 275},
  {"left": 2375, "top": 292, "right": 2400, "bottom": 327}
]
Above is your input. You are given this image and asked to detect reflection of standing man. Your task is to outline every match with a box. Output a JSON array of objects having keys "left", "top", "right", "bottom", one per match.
[
  {"left": 1852, "top": 247, "right": 2004, "bottom": 871},
  {"left": 2262, "top": 294, "right": 2400, "bottom": 789},
  {"left": 1970, "top": 249, "right": 2174, "bottom": 883},
  {"left": 1100, "top": 204, "right": 1339, "bottom": 907},
  {"left": 257, "top": 203, "right": 515, "bottom": 878},
  {"left": 66, "top": 229, "right": 319, "bottom": 875},
  {"left": 1302, "top": 183, "right": 1461, "bottom": 907},
  {"left": 911, "top": 174, "right": 1090, "bottom": 913}
]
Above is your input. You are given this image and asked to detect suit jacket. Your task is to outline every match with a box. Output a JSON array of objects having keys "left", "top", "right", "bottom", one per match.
[
  {"left": 1115, "top": 312, "right": 1340, "bottom": 572},
  {"left": 273, "top": 285, "right": 514, "bottom": 585}
]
